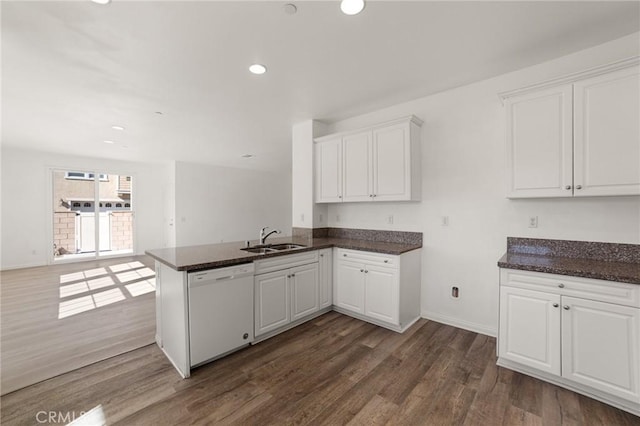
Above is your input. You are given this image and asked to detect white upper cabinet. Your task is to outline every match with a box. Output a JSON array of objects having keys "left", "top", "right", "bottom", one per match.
[
  {"left": 574, "top": 67, "right": 640, "bottom": 197},
  {"left": 503, "top": 61, "right": 640, "bottom": 198},
  {"left": 342, "top": 131, "right": 372, "bottom": 202},
  {"left": 506, "top": 85, "right": 573, "bottom": 198},
  {"left": 314, "top": 137, "right": 343, "bottom": 203},
  {"left": 314, "top": 116, "right": 422, "bottom": 203}
]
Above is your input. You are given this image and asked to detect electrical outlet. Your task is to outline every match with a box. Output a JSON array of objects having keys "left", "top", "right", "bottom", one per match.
[
  {"left": 528, "top": 216, "right": 538, "bottom": 228},
  {"left": 387, "top": 215, "right": 394, "bottom": 224},
  {"left": 442, "top": 216, "right": 449, "bottom": 226}
]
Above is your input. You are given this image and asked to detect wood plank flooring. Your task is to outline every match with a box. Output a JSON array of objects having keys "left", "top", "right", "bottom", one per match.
[
  {"left": 2, "top": 312, "right": 638, "bottom": 425},
  {"left": 0, "top": 256, "right": 156, "bottom": 395}
]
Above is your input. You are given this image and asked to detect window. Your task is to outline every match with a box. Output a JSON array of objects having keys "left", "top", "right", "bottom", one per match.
[
  {"left": 52, "top": 170, "right": 134, "bottom": 263},
  {"left": 65, "top": 172, "right": 108, "bottom": 181}
]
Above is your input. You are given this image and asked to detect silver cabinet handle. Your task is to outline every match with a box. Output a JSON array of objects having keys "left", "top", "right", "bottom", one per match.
[
  {"left": 565, "top": 185, "right": 572, "bottom": 190},
  {"left": 576, "top": 185, "right": 582, "bottom": 190},
  {"left": 563, "top": 305, "right": 570, "bottom": 310},
  {"left": 558, "top": 283, "right": 565, "bottom": 288},
  {"left": 552, "top": 303, "right": 559, "bottom": 308}
]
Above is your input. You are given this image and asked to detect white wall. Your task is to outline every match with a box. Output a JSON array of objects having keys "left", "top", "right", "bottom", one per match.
[
  {"left": 1, "top": 147, "right": 167, "bottom": 269},
  {"left": 292, "top": 120, "right": 328, "bottom": 229},
  {"left": 174, "top": 161, "right": 292, "bottom": 247},
  {"left": 323, "top": 33, "right": 640, "bottom": 336}
]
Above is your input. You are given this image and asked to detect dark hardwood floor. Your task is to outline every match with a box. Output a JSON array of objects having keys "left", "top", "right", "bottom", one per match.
[{"left": 1, "top": 312, "right": 638, "bottom": 425}]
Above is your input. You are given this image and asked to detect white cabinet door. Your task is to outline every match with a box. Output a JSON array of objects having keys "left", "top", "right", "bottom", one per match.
[
  {"left": 318, "top": 249, "right": 333, "bottom": 309},
  {"left": 561, "top": 296, "right": 640, "bottom": 403},
  {"left": 335, "top": 260, "right": 365, "bottom": 314},
  {"left": 506, "top": 85, "right": 574, "bottom": 198},
  {"left": 373, "top": 123, "right": 411, "bottom": 201},
  {"left": 364, "top": 265, "right": 399, "bottom": 325},
  {"left": 314, "top": 137, "right": 343, "bottom": 203},
  {"left": 573, "top": 66, "right": 640, "bottom": 197},
  {"left": 342, "top": 131, "right": 372, "bottom": 202},
  {"left": 290, "top": 263, "right": 319, "bottom": 321},
  {"left": 499, "top": 286, "right": 561, "bottom": 375},
  {"left": 255, "top": 271, "right": 290, "bottom": 336}
]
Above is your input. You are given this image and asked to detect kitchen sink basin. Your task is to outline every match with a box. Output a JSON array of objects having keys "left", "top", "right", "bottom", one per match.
[
  {"left": 241, "top": 247, "right": 277, "bottom": 254},
  {"left": 270, "top": 244, "right": 306, "bottom": 251},
  {"left": 240, "top": 243, "right": 306, "bottom": 254}
]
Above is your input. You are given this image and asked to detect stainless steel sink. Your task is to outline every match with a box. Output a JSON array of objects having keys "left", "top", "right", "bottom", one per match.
[
  {"left": 240, "top": 243, "right": 306, "bottom": 254},
  {"left": 241, "top": 247, "right": 277, "bottom": 254},
  {"left": 270, "top": 244, "right": 306, "bottom": 251}
]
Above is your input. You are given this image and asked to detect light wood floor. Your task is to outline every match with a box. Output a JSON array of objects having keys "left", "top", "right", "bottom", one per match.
[
  {"left": 2, "top": 312, "right": 638, "bottom": 425},
  {"left": 0, "top": 256, "right": 156, "bottom": 395}
]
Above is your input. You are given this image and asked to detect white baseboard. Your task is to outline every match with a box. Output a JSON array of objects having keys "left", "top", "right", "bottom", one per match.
[
  {"left": 0, "top": 261, "right": 48, "bottom": 271},
  {"left": 421, "top": 310, "right": 497, "bottom": 337}
]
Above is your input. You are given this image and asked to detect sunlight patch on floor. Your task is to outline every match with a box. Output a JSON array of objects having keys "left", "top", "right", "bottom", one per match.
[{"left": 57, "top": 262, "right": 155, "bottom": 319}]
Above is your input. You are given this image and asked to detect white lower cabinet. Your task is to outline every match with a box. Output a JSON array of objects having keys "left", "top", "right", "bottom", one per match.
[
  {"left": 290, "top": 263, "right": 320, "bottom": 321},
  {"left": 499, "top": 269, "right": 640, "bottom": 415},
  {"left": 254, "top": 251, "right": 322, "bottom": 339},
  {"left": 318, "top": 248, "right": 333, "bottom": 309},
  {"left": 255, "top": 270, "right": 290, "bottom": 336},
  {"left": 334, "top": 248, "right": 420, "bottom": 332}
]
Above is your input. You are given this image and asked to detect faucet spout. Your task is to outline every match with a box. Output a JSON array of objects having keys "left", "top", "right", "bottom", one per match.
[{"left": 259, "top": 227, "right": 281, "bottom": 245}]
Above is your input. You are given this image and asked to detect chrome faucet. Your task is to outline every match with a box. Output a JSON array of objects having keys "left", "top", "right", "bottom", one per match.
[{"left": 259, "top": 226, "right": 281, "bottom": 245}]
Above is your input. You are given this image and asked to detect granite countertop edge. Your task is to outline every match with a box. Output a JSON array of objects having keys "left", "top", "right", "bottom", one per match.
[
  {"left": 497, "top": 253, "right": 640, "bottom": 285},
  {"left": 146, "top": 237, "right": 422, "bottom": 272}
]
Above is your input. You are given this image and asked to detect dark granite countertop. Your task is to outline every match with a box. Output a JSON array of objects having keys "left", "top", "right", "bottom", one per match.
[
  {"left": 146, "top": 235, "right": 422, "bottom": 272},
  {"left": 498, "top": 237, "right": 640, "bottom": 285}
]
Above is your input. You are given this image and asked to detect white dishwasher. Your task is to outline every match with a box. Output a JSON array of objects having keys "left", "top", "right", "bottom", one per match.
[{"left": 188, "top": 263, "right": 255, "bottom": 367}]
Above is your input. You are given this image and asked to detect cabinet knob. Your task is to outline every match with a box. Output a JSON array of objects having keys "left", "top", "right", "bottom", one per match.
[
  {"left": 243, "top": 333, "right": 249, "bottom": 340},
  {"left": 291, "top": 273, "right": 295, "bottom": 277},
  {"left": 360, "top": 269, "right": 364, "bottom": 272},
  {"left": 287, "top": 274, "right": 291, "bottom": 278},
  {"left": 565, "top": 185, "right": 572, "bottom": 190},
  {"left": 384, "top": 260, "right": 389, "bottom": 263},
  {"left": 364, "top": 270, "right": 369, "bottom": 273},
  {"left": 373, "top": 194, "right": 377, "bottom": 198},
  {"left": 320, "top": 254, "right": 324, "bottom": 257},
  {"left": 343, "top": 254, "right": 347, "bottom": 257},
  {"left": 339, "top": 195, "right": 343, "bottom": 199},
  {"left": 558, "top": 283, "right": 565, "bottom": 288},
  {"left": 552, "top": 303, "right": 559, "bottom": 308},
  {"left": 576, "top": 185, "right": 582, "bottom": 190},
  {"left": 369, "top": 194, "right": 373, "bottom": 197},
  {"left": 563, "top": 305, "right": 570, "bottom": 310}
]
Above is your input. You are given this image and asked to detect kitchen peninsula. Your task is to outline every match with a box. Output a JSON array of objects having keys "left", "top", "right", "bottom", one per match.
[{"left": 146, "top": 228, "right": 422, "bottom": 378}]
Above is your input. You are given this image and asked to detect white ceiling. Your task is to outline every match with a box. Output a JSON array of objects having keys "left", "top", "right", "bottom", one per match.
[{"left": 2, "top": 1, "right": 639, "bottom": 171}]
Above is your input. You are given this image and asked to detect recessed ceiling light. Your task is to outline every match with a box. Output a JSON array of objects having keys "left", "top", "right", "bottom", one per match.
[
  {"left": 241, "top": 154, "right": 254, "bottom": 158},
  {"left": 283, "top": 3, "right": 297, "bottom": 15},
  {"left": 111, "top": 125, "right": 125, "bottom": 131},
  {"left": 249, "top": 64, "right": 267, "bottom": 75},
  {"left": 91, "top": 0, "right": 111, "bottom": 5},
  {"left": 340, "top": 0, "right": 365, "bottom": 15},
  {"left": 103, "top": 140, "right": 115, "bottom": 144}
]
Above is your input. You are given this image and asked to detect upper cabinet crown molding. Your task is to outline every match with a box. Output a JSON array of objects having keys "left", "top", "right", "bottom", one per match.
[
  {"left": 314, "top": 115, "right": 424, "bottom": 143},
  {"left": 314, "top": 115, "right": 422, "bottom": 204},
  {"left": 498, "top": 56, "right": 640, "bottom": 103}
]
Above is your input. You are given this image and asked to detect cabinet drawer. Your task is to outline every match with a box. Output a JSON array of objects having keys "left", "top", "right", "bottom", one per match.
[
  {"left": 254, "top": 251, "right": 319, "bottom": 275},
  {"left": 336, "top": 248, "right": 398, "bottom": 268},
  {"left": 501, "top": 269, "right": 640, "bottom": 308}
]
